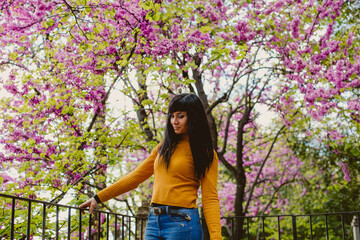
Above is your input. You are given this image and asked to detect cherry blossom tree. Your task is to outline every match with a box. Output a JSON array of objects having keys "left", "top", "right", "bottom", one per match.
[
  {"left": 0, "top": 0, "right": 162, "bottom": 238},
  {"left": 0, "top": 0, "right": 160, "bottom": 213},
  {"left": 1, "top": 0, "right": 359, "bottom": 239},
  {"left": 138, "top": 0, "right": 359, "bottom": 238}
]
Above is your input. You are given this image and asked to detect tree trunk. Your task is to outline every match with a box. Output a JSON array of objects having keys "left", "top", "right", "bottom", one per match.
[
  {"left": 234, "top": 109, "right": 250, "bottom": 239},
  {"left": 234, "top": 174, "right": 246, "bottom": 239},
  {"left": 91, "top": 88, "right": 107, "bottom": 240},
  {"left": 191, "top": 56, "right": 217, "bottom": 240},
  {"left": 192, "top": 60, "right": 218, "bottom": 148},
  {"left": 134, "top": 73, "right": 154, "bottom": 142}
]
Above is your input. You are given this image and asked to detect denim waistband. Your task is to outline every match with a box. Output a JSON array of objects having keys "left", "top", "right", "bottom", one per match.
[
  {"left": 150, "top": 206, "right": 192, "bottom": 221},
  {"left": 151, "top": 203, "right": 186, "bottom": 210}
]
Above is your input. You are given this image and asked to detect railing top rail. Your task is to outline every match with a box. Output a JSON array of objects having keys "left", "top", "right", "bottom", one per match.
[{"left": 0, "top": 193, "right": 146, "bottom": 219}]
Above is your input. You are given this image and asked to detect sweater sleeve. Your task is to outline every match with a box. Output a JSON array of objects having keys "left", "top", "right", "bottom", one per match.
[
  {"left": 200, "top": 151, "right": 222, "bottom": 240},
  {"left": 97, "top": 144, "right": 160, "bottom": 203}
]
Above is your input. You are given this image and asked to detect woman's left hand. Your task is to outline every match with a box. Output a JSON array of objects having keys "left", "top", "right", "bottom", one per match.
[{"left": 79, "top": 197, "right": 97, "bottom": 214}]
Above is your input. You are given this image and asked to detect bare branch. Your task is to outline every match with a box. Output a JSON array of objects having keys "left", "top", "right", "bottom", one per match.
[{"left": 244, "top": 124, "right": 286, "bottom": 213}]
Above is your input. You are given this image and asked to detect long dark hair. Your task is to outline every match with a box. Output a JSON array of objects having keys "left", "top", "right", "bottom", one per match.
[{"left": 158, "top": 93, "right": 214, "bottom": 179}]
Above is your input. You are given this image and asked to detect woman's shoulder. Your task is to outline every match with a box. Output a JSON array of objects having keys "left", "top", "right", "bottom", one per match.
[{"left": 154, "top": 141, "right": 163, "bottom": 151}]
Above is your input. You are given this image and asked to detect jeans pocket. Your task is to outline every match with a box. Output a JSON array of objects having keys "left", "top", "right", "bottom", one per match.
[{"left": 169, "top": 213, "right": 188, "bottom": 222}]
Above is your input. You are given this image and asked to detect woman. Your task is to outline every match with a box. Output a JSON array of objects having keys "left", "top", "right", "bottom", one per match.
[{"left": 80, "top": 93, "right": 222, "bottom": 240}]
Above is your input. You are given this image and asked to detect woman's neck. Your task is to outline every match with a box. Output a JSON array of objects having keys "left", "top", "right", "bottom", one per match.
[{"left": 179, "top": 134, "right": 189, "bottom": 141}]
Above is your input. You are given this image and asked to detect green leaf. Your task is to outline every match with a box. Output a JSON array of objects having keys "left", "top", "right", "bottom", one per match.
[
  {"left": 85, "top": 7, "right": 92, "bottom": 14},
  {"left": 145, "top": 11, "right": 153, "bottom": 21},
  {"left": 200, "top": 26, "right": 212, "bottom": 33},
  {"left": 152, "top": 12, "right": 160, "bottom": 21},
  {"left": 9, "top": 52, "right": 18, "bottom": 61},
  {"left": 140, "top": 0, "right": 153, "bottom": 10}
]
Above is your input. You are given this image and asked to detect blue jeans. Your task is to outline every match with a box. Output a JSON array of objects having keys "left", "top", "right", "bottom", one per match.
[{"left": 144, "top": 207, "right": 204, "bottom": 240}]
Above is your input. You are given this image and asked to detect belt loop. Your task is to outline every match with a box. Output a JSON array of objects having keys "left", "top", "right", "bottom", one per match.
[{"left": 166, "top": 206, "right": 169, "bottom": 214}]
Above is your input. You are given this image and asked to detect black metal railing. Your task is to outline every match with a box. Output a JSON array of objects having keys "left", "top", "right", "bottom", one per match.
[
  {"left": 0, "top": 193, "right": 146, "bottom": 240},
  {"left": 222, "top": 211, "right": 360, "bottom": 239},
  {"left": 1, "top": 193, "right": 360, "bottom": 239}
]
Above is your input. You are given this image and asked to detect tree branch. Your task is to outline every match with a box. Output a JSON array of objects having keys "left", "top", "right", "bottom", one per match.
[{"left": 244, "top": 124, "right": 286, "bottom": 213}]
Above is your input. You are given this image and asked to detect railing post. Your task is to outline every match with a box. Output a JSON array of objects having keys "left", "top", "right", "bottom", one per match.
[
  {"left": 292, "top": 215, "right": 297, "bottom": 240},
  {"left": 79, "top": 210, "right": 82, "bottom": 240},
  {"left": 106, "top": 213, "right": 110, "bottom": 240},
  {"left": 27, "top": 201, "right": 32, "bottom": 240},
  {"left": 277, "top": 216, "right": 281, "bottom": 240},
  {"left": 352, "top": 215, "right": 360, "bottom": 240},
  {"left": 10, "top": 198, "right": 15, "bottom": 240},
  {"left": 68, "top": 208, "right": 71, "bottom": 240},
  {"left": 114, "top": 214, "right": 118, "bottom": 239},
  {"left": 43, "top": 203, "right": 46, "bottom": 240},
  {"left": 56, "top": 205, "right": 59, "bottom": 240}
]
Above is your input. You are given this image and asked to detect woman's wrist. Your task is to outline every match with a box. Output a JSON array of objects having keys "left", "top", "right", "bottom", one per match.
[{"left": 93, "top": 194, "right": 101, "bottom": 203}]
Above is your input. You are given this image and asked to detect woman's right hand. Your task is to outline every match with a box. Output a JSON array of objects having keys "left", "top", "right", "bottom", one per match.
[{"left": 79, "top": 197, "right": 97, "bottom": 214}]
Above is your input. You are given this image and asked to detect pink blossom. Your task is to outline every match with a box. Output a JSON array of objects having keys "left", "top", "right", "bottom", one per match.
[
  {"left": 338, "top": 162, "right": 351, "bottom": 182},
  {"left": 290, "top": 16, "right": 300, "bottom": 39}
]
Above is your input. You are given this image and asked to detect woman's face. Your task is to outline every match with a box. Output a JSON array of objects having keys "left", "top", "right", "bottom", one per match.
[{"left": 170, "top": 111, "right": 188, "bottom": 135}]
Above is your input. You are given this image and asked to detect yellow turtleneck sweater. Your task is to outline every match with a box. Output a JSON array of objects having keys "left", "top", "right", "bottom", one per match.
[{"left": 96, "top": 137, "right": 222, "bottom": 239}]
